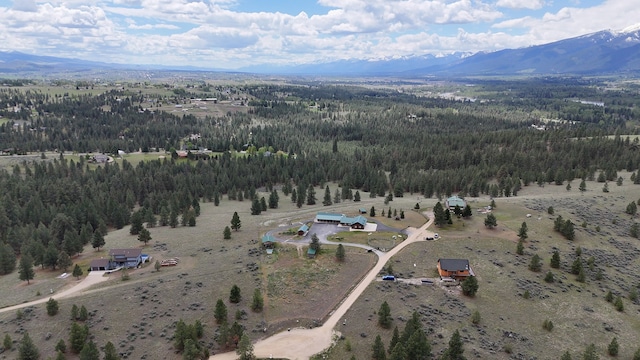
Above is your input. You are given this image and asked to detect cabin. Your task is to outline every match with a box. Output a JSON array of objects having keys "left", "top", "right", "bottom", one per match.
[
  {"left": 297, "top": 224, "right": 310, "bottom": 236},
  {"left": 262, "top": 234, "right": 276, "bottom": 249},
  {"left": 445, "top": 196, "right": 466, "bottom": 211},
  {"left": 109, "top": 248, "right": 143, "bottom": 269},
  {"left": 437, "top": 259, "right": 472, "bottom": 279}
]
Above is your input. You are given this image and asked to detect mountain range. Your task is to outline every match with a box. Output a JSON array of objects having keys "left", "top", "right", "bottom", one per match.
[{"left": 1, "top": 25, "right": 640, "bottom": 77}]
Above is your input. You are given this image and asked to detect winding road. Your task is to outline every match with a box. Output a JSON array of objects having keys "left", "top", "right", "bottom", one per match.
[{"left": 210, "top": 213, "right": 435, "bottom": 360}]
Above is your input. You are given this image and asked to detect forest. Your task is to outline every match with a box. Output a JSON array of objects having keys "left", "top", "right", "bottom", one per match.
[{"left": 0, "top": 76, "right": 639, "bottom": 278}]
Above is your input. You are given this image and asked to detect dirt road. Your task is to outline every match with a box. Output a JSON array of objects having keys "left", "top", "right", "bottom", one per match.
[
  {"left": 210, "top": 214, "right": 434, "bottom": 360},
  {"left": 0, "top": 271, "right": 111, "bottom": 314}
]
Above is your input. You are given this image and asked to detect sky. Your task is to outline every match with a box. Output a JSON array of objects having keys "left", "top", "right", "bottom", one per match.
[{"left": 0, "top": 0, "right": 638, "bottom": 69}]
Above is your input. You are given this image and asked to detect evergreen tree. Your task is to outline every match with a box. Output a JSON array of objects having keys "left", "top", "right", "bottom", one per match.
[
  {"left": 561, "top": 351, "right": 572, "bottom": 360},
  {"left": 441, "top": 329, "right": 465, "bottom": 360},
  {"left": 250, "top": 198, "right": 262, "bottom": 215},
  {"left": 433, "top": 202, "right": 446, "bottom": 226},
  {"left": 461, "top": 276, "right": 478, "bottom": 297},
  {"left": 579, "top": 179, "right": 587, "bottom": 193},
  {"left": 71, "top": 304, "right": 79, "bottom": 320},
  {"left": 251, "top": 288, "right": 264, "bottom": 312},
  {"left": 0, "top": 241, "right": 17, "bottom": 274},
  {"left": 631, "top": 223, "right": 640, "bottom": 239},
  {"left": 354, "top": 190, "right": 361, "bottom": 202},
  {"left": 183, "top": 339, "right": 200, "bottom": 360},
  {"left": 336, "top": 244, "right": 345, "bottom": 262},
  {"left": 378, "top": 301, "right": 392, "bottom": 329},
  {"left": 484, "top": 213, "right": 497, "bottom": 229},
  {"left": 268, "top": 190, "right": 279, "bottom": 209},
  {"left": 370, "top": 206, "right": 376, "bottom": 217},
  {"left": 91, "top": 231, "right": 105, "bottom": 251},
  {"left": 4, "top": 333, "right": 12, "bottom": 351},
  {"left": 19, "top": 254, "right": 35, "bottom": 284},
  {"left": 58, "top": 251, "right": 72, "bottom": 272},
  {"left": 405, "top": 328, "right": 431, "bottom": 359},
  {"left": 214, "top": 299, "right": 227, "bottom": 324},
  {"left": 582, "top": 344, "right": 598, "bottom": 360},
  {"left": 69, "top": 322, "right": 88, "bottom": 353},
  {"left": 323, "top": 185, "right": 332, "bottom": 206},
  {"left": 518, "top": 222, "right": 528, "bottom": 241},
  {"left": 47, "top": 297, "right": 59, "bottom": 316},
  {"left": 310, "top": 233, "right": 321, "bottom": 254},
  {"left": 389, "top": 343, "right": 406, "bottom": 360},
  {"left": 223, "top": 226, "right": 232, "bottom": 239},
  {"left": 529, "top": 254, "right": 542, "bottom": 272},
  {"left": 608, "top": 337, "right": 618, "bottom": 356},
  {"left": 333, "top": 188, "right": 341, "bottom": 204},
  {"left": 72, "top": 264, "right": 83, "bottom": 279},
  {"left": 17, "top": 331, "right": 40, "bottom": 360},
  {"left": 78, "top": 305, "right": 88, "bottom": 321},
  {"left": 138, "top": 227, "right": 152, "bottom": 245},
  {"left": 103, "top": 341, "right": 120, "bottom": 360},
  {"left": 306, "top": 184, "right": 316, "bottom": 205},
  {"left": 79, "top": 340, "right": 99, "bottom": 360},
  {"left": 550, "top": 250, "right": 561, "bottom": 268},
  {"left": 516, "top": 240, "right": 524, "bottom": 255},
  {"left": 231, "top": 212, "right": 241, "bottom": 231},
  {"left": 372, "top": 335, "right": 387, "bottom": 360},
  {"left": 159, "top": 206, "right": 170, "bottom": 226},
  {"left": 236, "top": 333, "right": 255, "bottom": 360},
  {"left": 388, "top": 326, "right": 400, "bottom": 355},
  {"left": 169, "top": 207, "right": 179, "bottom": 228},
  {"left": 260, "top": 197, "right": 267, "bottom": 212},
  {"left": 129, "top": 211, "right": 143, "bottom": 235},
  {"left": 230, "top": 284, "right": 242, "bottom": 303}
]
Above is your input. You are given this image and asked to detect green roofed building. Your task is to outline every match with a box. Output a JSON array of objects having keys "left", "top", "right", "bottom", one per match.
[{"left": 446, "top": 196, "right": 466, "bottom": 210}]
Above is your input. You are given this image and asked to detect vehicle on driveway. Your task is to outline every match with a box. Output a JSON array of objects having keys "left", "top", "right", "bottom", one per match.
[{"left": 382, "top": 275, "right": 396, "bottom": 281}]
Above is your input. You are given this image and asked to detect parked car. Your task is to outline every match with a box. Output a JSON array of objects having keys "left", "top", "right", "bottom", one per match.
[
  {"left": 425, "top": 236, "right": 434, "bottom": 240},
  {"left": 382, "top": 275, "right": 396, "bottom": 281}
]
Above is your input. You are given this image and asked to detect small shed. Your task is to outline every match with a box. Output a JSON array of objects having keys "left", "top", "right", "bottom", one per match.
[
  {"left": 262, "top": 234, "right": 276, "bottom": 249},
  {"left": 297, "top": 224, "right": 310, "bottom": 236},
  {"left": 307, "top": 247, "right": 317, "bottom": 258},
  {"left": 359, "top": 208, "right": 367, "bottom": 214}
]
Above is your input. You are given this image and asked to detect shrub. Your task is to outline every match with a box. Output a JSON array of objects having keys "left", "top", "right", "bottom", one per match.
[
  {"left": 544, "top": 271, "right": 554, "bottom": 283},
  {"left": 523, "top": 290, "right": 530, "bottom": 299},
  {"left": 529, "top": 254, "right": 542, "bottom": 272},
  {"left": 605, "top": 291, "right": 614, "bottom": 302},
  {"left": 608, "top": 337, "right": 619, "bottom": 356},
  {"left": 461, "top": 276, "right": 479, "bottom": 297},
  {"left": 471, "top": 310, "right": 481, "bottom": 325},
  {"left": 614, "top": 297, "right": 624, "bottom": 312},
  {"left": 542, "top": 319, "right": 554, "bottom": 331}
]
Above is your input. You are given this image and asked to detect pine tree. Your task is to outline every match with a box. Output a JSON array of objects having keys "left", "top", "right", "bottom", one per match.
[
  {"left": 378, "top": 301, "right": 392, "bottom": 329},
  {"left": 17, "top": 331, "right": 39, "bottom": 360},
  {"left": 579, "top": 179, "right": 587, "bottom": 193},
  {"left": 336, "top": 244, "right": 345, "bottom": 262},
  {"left": 370, "top": 206, "right": 376, "bottom": 217},
  {"left": 516, "top": 240, "right": 524, "bottom": 255},
  {"left": 441, "top": 329, "right": 465, "bottom": 360},
  {"left": 19, "top": 254, "right": 35, "bottom": 284},
  {"left": 223, "top": 226, "right": 232, "bottom": 239},
  {"left": 251, "top": 288, "right": 264, "bottom": 312},
  {"left": 310, "top": 233, "right": 321, "bottom": 254},
  {"left": 433, "top": 202, "right": 446, "bottom": 226},
  {"left": 388, "top": 326, "right": 400, "bottom": 354},
  {"left": 214, "top": 299, "right": 227, "bottom": 324},
  {"left": 103, "top": 341, "right": 120, "bottom": 360},
  {"left": 129, "top": 211, "right": 143, "bottom": 235},
  {"left": 372, "top": 335, "right": 387, "bottom": 360},
  {"left": 268, "top": 190, "right": 279, "bottom": 209},
  {"left": 250, "top": 198, "right": 262, "bottom": 215},
  {"left": 69, "top": 322, "right": 88, "bottom": 353},
  {"left": 323, "top": 185, "right": 332, "bottom": 206},
  {"left": 72, "top": 264, "right": 83, "bottom": 279},
  {"left": 333, "top": 188, "right": 341, "bottom": 204},
  {"left": 169, "top": 207, "right": 179, "bottom": 228},
  {"left": 78, "top": 305, "right": 88, "bottom": 321},
  {"left": 518, "top": 222, "right": 528, "bottom": 241},
  {"left": 79, "top": 340, "right": 99, "bottom": 360},
  {"left": 582, "top": 344, "right": 598, "bottom": 360},
  {"left": 405, "top": 328, "right": 431, "bottom": 359},
  {"left": 58, "top": 251, "right": 72, "bottom": 272},
  {"left": 306, "top": 184, "right": 316, "bottom": 205},
  {"left": 91, "top": 231, "right": 105, "bottom": 251},
  {"left": 389, "top": 343, "right": 406, "bottom": 360},
  {"left": 0, "top": 241, "right": 17, "bottom": 275},
  {"left": 354, "top": 190, "right": 361, "bottom": 202},
  {"left": 236, "top": 333, "right": 255, "bottom": 360},
  {"left": 260, "top": 197, "right": 267, "bottom": 212},
  {"left": 138, "top": 227, "right": 152, "bottom": 245},
  {"left": 550, "top": 250, "right": 561, "bottom": 268},
  {"left": 46, "top": 297, "right": 59, "bottom": 316},
  {"left": 461, "top": 276, "right": 478, "bottom": 297},
  {"left": 484, "top": 213, "right": 497, "bottom": 229},
  {"left": 230, "top": 285, "right": 242, "bottom": 303},
  {"left": 529, "top": 254, "right": 542, "bottom": 272},
  {"left": 231, "top": 212, "right": 241, "bottom": 231},
  {"left": 608, "top": 337, "right": 619, "bottom": 356}
]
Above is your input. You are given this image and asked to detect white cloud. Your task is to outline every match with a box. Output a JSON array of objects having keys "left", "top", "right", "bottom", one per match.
[
  {"left": 12, "top": 0, "right": 37, "bottom": 12},
  {"left": 496, "top": 0, "right": 545, "bottom": 10}
]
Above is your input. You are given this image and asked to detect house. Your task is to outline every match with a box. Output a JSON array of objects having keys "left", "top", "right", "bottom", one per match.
[
  {"left": 437, "top": 259, "right": 472, "bottom": 279},
  {"left": 109, "top": 248, "right": 143, "bottom": 268},
  {"left": 445, "top": 196, "right": 466, "bottom": 210},
  {"left": 315, "top": 212, "right": 343, "bottom": 224},
  {"left": 339, "top": 215, "right": 367, "bottom": 229},
  {"left": 91, "top": 154, "right": 110, "bottom": 163},
  {"left": 297, "top": 224, "right": 310, "bottom": 236},
  {"left": 262, "top": 234, "right": 276, "bottom": 248},
  {"left": 89, "top": 258, "right": 111, "bottom": 271}
]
